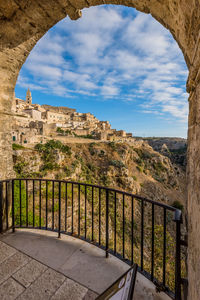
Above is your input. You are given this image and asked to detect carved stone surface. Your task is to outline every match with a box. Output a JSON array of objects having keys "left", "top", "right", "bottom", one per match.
[{"left": 0, "top": 1, "right": 200, "bottom": 298}]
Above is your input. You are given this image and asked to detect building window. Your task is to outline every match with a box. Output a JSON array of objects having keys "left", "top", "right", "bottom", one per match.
[{"left": 12, "top": 136, "right": 16, "bottom": 142}]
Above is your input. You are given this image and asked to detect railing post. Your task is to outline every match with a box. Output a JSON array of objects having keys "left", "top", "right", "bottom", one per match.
[
  {"left": 106, "top": 189, "right": 109, "bottom": 258},
  {"left": 0, "top": 182, "right": 3, "bottom": 233},
  {"left": 12, "top": 180, "right": 15, "bottom": 232},
  {"left": 7, "top": 180, "right": 12, "bottom": 231},
  {"left": 174, "top": 209, "right": 182, "bottom": 300},
  {"left": 58, "top": 181, "right": 61, "bottom": 238},
  {"left": 99, "top": 188, "right": 101, "bottom": 246}
]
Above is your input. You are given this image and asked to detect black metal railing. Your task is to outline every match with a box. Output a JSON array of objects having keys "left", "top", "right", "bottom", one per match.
[{"left": 0, "top": 178, "right": 186, "bottom": 299}]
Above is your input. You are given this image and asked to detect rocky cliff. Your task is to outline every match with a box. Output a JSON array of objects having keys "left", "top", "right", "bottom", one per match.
[
  {"left": 12, "top": 138, "right": 186, "bottom": 210},
  {"left": 144, "top": 137, "right": 187, "bottom": 169}
]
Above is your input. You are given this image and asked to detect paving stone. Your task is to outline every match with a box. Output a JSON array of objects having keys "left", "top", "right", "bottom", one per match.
[
  {"left": 83, "top": 290, "right": 98, "bottom": 300},
  {"left": 0, "top": 277, "right": 25, "bottom": 300},
  {"left": 0, "top": 252, "right": 30, "bottom": 284},
  {"left": 59, "top": 242, "right": 129, "bottom": 293},
  {"left": 17, "top": 268, "right": 65, "bottom": 300},
  {"left": 0, "top": 241, "right": 16, "bottom": 264},
  {"left": 0, "top": 231, "right": 171, "bottom": 300},
  {"left": 51, "top": 278, "right": 88, "bottom": 300},
  {"left": 1, "top": 230, "right": 85, "bottom": 270},
  {"left": 12, "top": 259, "right": 47, "bottom": 288}
]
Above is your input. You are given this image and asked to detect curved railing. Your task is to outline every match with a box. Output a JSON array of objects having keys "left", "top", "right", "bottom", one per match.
[{"left": 0, "top": 178, "right": 185, "bottom": 299}]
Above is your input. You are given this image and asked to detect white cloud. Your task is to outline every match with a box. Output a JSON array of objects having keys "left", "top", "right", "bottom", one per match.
[
  {"left": 17, "top": 5, "right": 189, "bottom": 123},
  {"left": 25, "top": 63, "right": 63, "bottom": 80},
  {"left": 28, "top": 52, "right": 65, "bottom": 66},
  {"left": 101, "top": 85, "right": 119, "bottom": 97},
  {"left": 63, "top": 70, "right": 98, "bottom": 90}
]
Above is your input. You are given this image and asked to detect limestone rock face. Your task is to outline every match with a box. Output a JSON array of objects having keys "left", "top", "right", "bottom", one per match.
[{"left": 0, "top": 0, "right": 200, "bottom": 298}]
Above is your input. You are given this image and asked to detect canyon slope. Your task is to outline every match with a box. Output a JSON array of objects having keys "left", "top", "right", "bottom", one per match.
[{"left": 13, "top": 138, "right": 187, "bottom": 210}]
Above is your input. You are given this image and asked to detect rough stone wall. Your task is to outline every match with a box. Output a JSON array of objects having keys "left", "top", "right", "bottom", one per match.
[
  {"left": 0, "top": 0, "right": 200, "bottom": 298},
  {"left": 187, "top": 82, "right": 200, "bottom": 300}
]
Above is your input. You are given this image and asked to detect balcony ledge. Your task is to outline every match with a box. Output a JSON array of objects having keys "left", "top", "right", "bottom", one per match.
[{"left": 0, "top": 229, "right": 170, "bottom": 300}]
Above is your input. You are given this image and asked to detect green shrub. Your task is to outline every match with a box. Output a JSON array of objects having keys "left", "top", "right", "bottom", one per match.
[
  {"left": 41, "top": 162, "right": 60, "bottom": 171},
  {"left": 53, "top": 202, "right": 59, "bottom": 212},
  {"left": 14, "top": 160, "right": 28, "bottom": 177},
  {"left": 152, "top": 175, "right": 165, "bottom": 183},
  {"left": 98, "top": 150, "right": 105, "bottom": 157},
  {"left": 89, "top": 143, "right": 95, "bottom": 156},
  {"left": 55, "top": 172, "right": 65, "bottom": 180},
  {"left": 71, "top": 160, "right": 79, "bottom": 169},
  {"left": 109, "top": 160, "right": 125, "bottom": 168},
  {"left": 86, "top": 163, "right": 95, "bottom": 172},
  {"left": 108, "top": 141, "right": 117, "bottom": 151},
  {"left": 136, "top": 165, "right": 143, "bottom": 172},
  {"left": 65, "top": 129, "right": 72, "bottom": 135},
  {"left": 133, "top": 148, "right": 153, "bottom": 160},
  {"left": 27, "top": 171, "right": 45, "bottom": 179},
  {"left": 153, "top": 161, "right": 166, "bottom": 173},
  {"left": 100, "top": 175, "right": 111, "bottom": 186},
  {"left": 75, "top": 134, "right": 95, "bottom": 139},
  {"left": 64, "top": 166, "right": 71, "bottom": 177},
  {"left": 34, "top": 143, "right": 46, "bottom": 152},
  {"left": 135, "top": 158, "right": 143, "bottom": 166},
  {"left": 12, "top": 143, "right": 25, "bottom": 150},
  {"left": 34, "top": 140, "right": 71, "bottom": 173},
  {"left": 61, "top": 144, "right": 71, "bottom": 155},
  {"left": 35, "top": 140, "right": 71, "bottom": 155},
  {"left": 56, "top": 127, "right": 64, "bottom": 134}
]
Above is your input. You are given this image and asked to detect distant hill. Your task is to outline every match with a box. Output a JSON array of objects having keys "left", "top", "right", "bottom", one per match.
[{"left": 140, "top": 137, "right": 187, "bottom": 169}]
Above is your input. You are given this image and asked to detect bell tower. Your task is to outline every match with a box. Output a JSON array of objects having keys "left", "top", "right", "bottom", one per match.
[{"left": 26, "top": 88, "right": 32, "bottom": 105}]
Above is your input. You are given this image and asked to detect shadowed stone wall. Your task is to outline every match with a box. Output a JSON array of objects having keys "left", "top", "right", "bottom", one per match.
[{"left": 0, "top": 1, "right": 200, "bottom": 298}]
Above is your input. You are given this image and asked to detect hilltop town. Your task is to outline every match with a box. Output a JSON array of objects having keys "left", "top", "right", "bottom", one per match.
[
  {"left": 12, "top": 89, "right": 133, "bottom": 145},
  {"left": 12, "top": 90, "right": 187, "bottom": 208}
]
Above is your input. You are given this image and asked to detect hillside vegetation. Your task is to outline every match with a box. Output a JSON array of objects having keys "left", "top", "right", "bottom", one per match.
[{"left": 13, "top": 139, "right": 186, "bottom": 209}]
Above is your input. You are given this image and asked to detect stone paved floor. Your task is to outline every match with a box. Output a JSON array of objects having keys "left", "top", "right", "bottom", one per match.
[
  {"left": 0, "top": 240, "right": 97, "bottom": 300},
  {"left": 0, "top": 229, "right": 171, "bottom": 300}
]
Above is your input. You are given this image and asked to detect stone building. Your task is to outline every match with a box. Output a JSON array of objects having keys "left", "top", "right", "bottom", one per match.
[
  {"left": 42, "top": 123, "right": 57, "bottom": 136},
  {"left": 97, "top": 121, "right": 111, "bottom": 131},
  {"left": 15, "top": 98, "right": 27, "bottom": 112},
  {"left": 26, "top": 88, "right": 32, "bottom": 105},
  {"left": 12, "top": 89, "right": 134, "bottom": 144},
  {"left": 42, "top": 110, "right": 70, "bottom": 123},
  {"left": 12, "top": 127, "right": 39, "bottom": 144},
  {"left": 23, "top": 108, "right": 42, "bottom": 121}
]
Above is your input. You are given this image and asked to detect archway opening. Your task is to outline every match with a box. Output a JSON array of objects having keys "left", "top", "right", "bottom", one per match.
[
  {"left": 12, "top": 5, "right": 189, "bottom": 298},
  {"left": 2, "top": 1, "right": 200, "bottom": 299}
]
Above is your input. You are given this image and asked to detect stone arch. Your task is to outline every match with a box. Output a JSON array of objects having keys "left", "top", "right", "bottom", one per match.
[{"left": 0, "top": 1, "right": 200, "bottom": 299}]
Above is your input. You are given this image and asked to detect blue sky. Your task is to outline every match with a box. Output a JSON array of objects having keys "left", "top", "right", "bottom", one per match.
[{"left": 15, "top": 5, "right": 189, "bottom": 138}]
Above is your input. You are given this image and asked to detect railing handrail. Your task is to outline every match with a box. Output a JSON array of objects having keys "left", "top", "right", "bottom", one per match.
[
  {"left": 0, "top": 178, "right": 185, "bottom": 299},
  {"left": 0, "top": 178, "right": 181, "bottom": 216}
]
